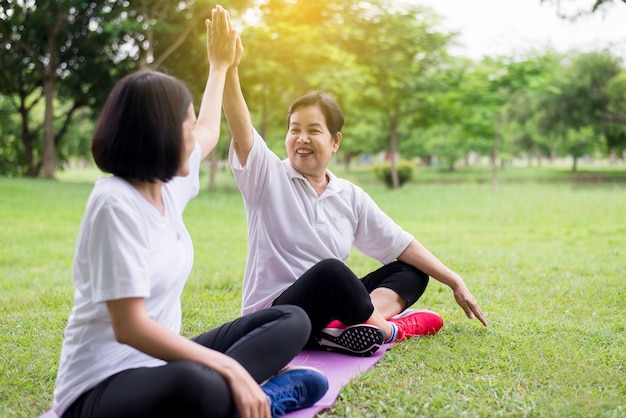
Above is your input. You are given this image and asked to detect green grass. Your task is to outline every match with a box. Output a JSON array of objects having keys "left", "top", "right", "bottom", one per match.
[{"left": 1, "top": 166, "right": 625, "bottom": 417}]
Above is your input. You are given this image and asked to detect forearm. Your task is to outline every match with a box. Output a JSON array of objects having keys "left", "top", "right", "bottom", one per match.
[
  {"left": 195, "top": 65, "right": 230, "bottom": 160},
  {"left": 108, "top": 299, "right": 240, "bottom": 381},
  {"left": 223, "top": 68, "right": 253, "bottom": 163},
  {"left": 397, "top": 239, "right": 465, "bottom": 290},
  {"left": 397, "top": 238, "right": 488, "bottom": 326}
]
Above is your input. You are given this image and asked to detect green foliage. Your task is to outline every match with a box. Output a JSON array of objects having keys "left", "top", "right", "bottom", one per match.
[
  {"left": 559, "top": 126, "right": 603, "bottom": 171},
  {"left": 0, "top": 97, "right": 24, "bottom": 176},
  {"left": 0, "top": 0, "right": 142, "bottom": 177},
  {"left": 422, "top": 125, "right": 468, "bottom": 170},
  {"left": 1, "top": 0, "right": 625, "bottom": 181},
  {"left": 373, "top": 160, "right": 415, "bottom": 187}
]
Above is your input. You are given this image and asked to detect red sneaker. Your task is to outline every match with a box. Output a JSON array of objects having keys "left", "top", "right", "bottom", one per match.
[{"left": 390, "top": 309, "right": 443, "bottom": 341}]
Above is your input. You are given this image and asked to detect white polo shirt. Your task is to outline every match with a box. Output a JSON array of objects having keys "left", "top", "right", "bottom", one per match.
[
  {"left": 53, "top": 143, "right": 201, "bottom": 416},
  {"left": 229, "top": 129, "right": 414, "bottom": 315}
]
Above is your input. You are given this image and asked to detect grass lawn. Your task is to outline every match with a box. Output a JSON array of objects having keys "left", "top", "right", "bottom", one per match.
[{"left": 1, "top": 165, "right": 625, "bottom": 417}]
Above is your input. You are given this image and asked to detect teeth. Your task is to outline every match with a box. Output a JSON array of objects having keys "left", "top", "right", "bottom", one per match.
[{"left": 297, "top": 149, "right": 313, "bottom": 154}]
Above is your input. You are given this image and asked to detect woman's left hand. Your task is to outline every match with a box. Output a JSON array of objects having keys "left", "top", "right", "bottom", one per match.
[{"left": 453, "top": 284, "right": 488, "bottom": 326}]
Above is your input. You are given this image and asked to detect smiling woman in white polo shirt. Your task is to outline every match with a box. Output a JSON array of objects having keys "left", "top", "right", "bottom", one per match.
[{"left": 223, "top": 40, "right": 488, "bottom": 357}]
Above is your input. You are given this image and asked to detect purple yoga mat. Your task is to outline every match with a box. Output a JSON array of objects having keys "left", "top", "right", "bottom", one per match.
[
  {"left": 37, "top": 345, "right": 392, "bottom": 418},
  {"left": 285, "top": 344, "right": 393, "bottom": 418}
]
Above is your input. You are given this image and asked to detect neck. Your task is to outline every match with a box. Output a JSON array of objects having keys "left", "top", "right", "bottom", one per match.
[
  {"left": 305, "top": 173, "right": 329, "bottom": 196},
  {"left": 125, "top": 178, "right": 164, "bottom": 214}
]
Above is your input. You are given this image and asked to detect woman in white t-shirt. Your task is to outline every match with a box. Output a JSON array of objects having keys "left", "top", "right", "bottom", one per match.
[
  {"left": 222, "top": 33, "right": 488, "bottom": 358},
  {"left": 52, "top": 7, "right": 327, "bottom": 418}
]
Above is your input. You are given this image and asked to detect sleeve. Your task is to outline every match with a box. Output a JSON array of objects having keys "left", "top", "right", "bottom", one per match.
[
  {"left": 352, "top": 188, "right": 415, "bottom": 264},
  {"left": 89, "top": 201, "right": 151, "bottom": 303},
  {"left": 228, "top": 128, "right": 280, "bottom": 205}
]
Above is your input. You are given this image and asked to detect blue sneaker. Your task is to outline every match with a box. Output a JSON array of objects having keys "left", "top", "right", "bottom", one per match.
[{"left": 261, "top": 366, "right": 328, "bottom": 417}]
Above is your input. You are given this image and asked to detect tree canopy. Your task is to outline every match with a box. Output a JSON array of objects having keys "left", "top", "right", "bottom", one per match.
[{"left": 1, "top": 0, "right": 625, "bottom": 182}]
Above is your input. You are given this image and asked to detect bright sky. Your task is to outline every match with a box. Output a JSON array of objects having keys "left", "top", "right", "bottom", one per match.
[{"left": 414, "top": 0, "right": 626, "bottom": 60}]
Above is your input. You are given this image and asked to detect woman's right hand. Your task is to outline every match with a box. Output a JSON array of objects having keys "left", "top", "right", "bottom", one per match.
[{"left": 224, "top": 358, "right": 271, "bottom": 418}]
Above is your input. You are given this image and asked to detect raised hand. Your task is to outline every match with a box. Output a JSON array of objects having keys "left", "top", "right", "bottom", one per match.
[
  {"left": 233, "top": 34, "right": 243, "bottom": 69},
  {"left": 206, "top": 5, "right": 237, "bottom": 71}
]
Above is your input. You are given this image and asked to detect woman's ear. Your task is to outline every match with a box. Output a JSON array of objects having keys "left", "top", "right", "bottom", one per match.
[{"left": 333, "top": 132, "right": 342, "bottom": 153}]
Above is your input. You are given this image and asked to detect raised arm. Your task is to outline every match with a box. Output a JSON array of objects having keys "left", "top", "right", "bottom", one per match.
[
  {"left": 223, "top": 35, "right": 254, "bottom": 166},
  {"left": 194, "top": 6, "right": 237, "bottom": 160},
  {"left": 398, "top": 239, "right": 488, "bottom": 326}
]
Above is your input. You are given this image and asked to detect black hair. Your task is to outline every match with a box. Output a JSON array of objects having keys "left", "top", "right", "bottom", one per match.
[
  {"left": 286, "top": 91, "right": 344, "bottom": 139},
  {"left": 92, "top": 71, "right": 192, "bottom": 183}
]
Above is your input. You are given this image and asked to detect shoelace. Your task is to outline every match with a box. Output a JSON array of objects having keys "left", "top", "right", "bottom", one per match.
[
  {"left": 268, "top": 382, "right": 305, "bottom": 417},
  {"left": 394, "top": 315, "right": 424, "bottom": 338}
]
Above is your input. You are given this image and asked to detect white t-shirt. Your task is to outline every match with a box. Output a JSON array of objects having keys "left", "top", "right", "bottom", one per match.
[
  {"left": 229, "top": 130, "right": 414, "bottom": 315},
  {"left": 53, "top": 143, "right": 201, "bottom": 416}
]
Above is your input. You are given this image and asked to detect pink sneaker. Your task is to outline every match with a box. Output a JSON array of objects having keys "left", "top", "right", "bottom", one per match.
[{"left": 390, "top": 309, "right": 443, "bottom": 341}]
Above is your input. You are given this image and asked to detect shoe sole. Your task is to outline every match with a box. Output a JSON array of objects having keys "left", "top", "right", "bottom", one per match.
[
  {"left": 315, "top": 324, "right": 384, "bottom": 357},
  {"left": 391, "top": 308, "right": 441, "bottom": 320},
  {"left": 262, "top": 365, "right": 327, "bottom": 385}
]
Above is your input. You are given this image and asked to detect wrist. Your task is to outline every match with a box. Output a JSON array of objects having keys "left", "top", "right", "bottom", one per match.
[{"left": 446, "top": 273, "right": 465, "bottom": 292}]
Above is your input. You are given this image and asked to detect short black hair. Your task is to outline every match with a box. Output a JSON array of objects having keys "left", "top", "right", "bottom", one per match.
[
  {"left": 92, "top": 71, "right": 192, "bottom": 183},
  {"left": 286, "top": 91, "right": 344, "bottom": 139}
]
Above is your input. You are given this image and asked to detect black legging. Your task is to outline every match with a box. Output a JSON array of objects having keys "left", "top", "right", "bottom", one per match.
[
  {"left": 62, "top": 305, "right": 309, "bottom": 418},
  {"left": 272, "top": 259, "right": 429, "bottom": 346}
]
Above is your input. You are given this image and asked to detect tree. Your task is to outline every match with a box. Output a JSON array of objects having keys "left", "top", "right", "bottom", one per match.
[
  {"left": 422, "top": 125, "right": 467, "bottom": 171},
  {"left": 560, "top": 126, "right": 600, "bottom": 171},
  {"left": 233, "top": 0, "right": 362, "bottom": 154},
  {"left": 537, "top": 51, "right": 623, "bottom": 169},
  {"left": 541, "top": 0, "right": 626, "bottom": 18},
  {"left": 337, "top": 0, "right": 451, "bottom": 188},
  {"left": 0, "top": 0, "right": 251, "bottom": 179},
  {"left": 0, "top": 0, "right": 137, "bottom": 177},
  {"left": 452, "top": 53, "right": 563, "bottom": 188},
  {"left": 604, "top": 71, "right": 626, "bottom": 160}
]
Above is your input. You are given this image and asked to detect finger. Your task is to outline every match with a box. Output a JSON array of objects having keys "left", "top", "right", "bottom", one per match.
[
  {"left": 473, "top": 306, "right": 488, "bottom": 327},
  {"left": 465, "top": 300, "right": 487, "bottom": 326},
  {"left": 223, "top": 7, "right": 232, "bottom": 33},
  {"left": 211, "top": 7, "right": 221, "bottom": 40},
  {"left": 217, "top": 6, "right": 226, "bottom": 38}
]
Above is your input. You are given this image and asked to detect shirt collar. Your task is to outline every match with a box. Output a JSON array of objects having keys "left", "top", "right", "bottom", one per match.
[{"left": 282, "top": 159, "right": 344, "bottom": 194}]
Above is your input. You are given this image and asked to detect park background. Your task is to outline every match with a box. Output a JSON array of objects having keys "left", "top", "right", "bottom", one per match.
[{"left": 1, "top": 0, "right": 625, "bottom": 417}]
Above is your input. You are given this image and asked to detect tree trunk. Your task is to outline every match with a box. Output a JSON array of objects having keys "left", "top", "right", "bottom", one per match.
[
  {"left": 207, "top": 150, "right": 218, "bottom": 191},
  {"left": 42, "top": 35, "right": 58, "bottom": 179},
  {"left": 20, "top": 105, "right": 37, "bottom": 176},
  {"left": 343, "top": 154, "right": 352, "bottom": 171},
  {"left": 41, "top": 10, "right": 68, "bottom": 179}
]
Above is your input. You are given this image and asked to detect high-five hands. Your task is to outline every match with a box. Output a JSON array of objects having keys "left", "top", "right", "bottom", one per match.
[{"left": 206, "top": 5, "right": 238, "bottom": 71}]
